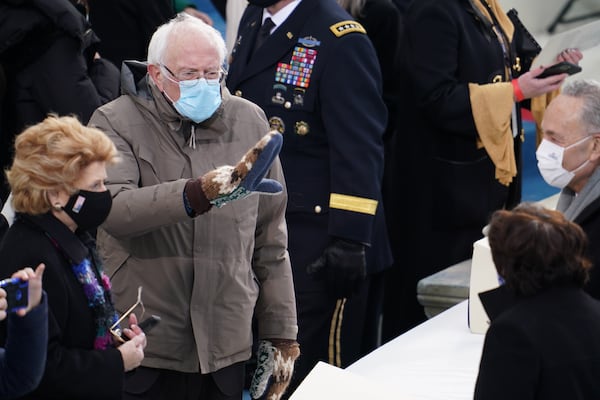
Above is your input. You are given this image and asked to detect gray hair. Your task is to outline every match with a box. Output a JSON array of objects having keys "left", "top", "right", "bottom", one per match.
[
  {"left": 147, "top": 13, "right": 227, "bottom": 67},
  {"left": 561, "top": 79, "right": 600, "bottom": 134},
  {"left": 336, "top": 0, "right": 366, "bottom": 18}
]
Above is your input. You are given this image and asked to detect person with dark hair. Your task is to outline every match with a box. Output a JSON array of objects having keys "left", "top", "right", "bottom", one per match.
[
  {"left": 537, "top": 79, "right": 600, "bottom": 299},
  {"left": 474, "top": 202, "right": 600, "bottom": 399}
]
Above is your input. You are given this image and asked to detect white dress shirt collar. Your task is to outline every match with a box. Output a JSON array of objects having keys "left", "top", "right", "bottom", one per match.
[{"left": 261, "top": 0, "right": 302, "bottom": 34}]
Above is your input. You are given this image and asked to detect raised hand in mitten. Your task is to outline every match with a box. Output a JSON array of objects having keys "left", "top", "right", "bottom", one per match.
[
  {"left": 183, "top": 132, "right": 283, "bottom": 215},
  {"left": 250, "top": 339, "right": 300, "bottom": 400},
  {"left": 306, "top": 238, "right": 367, "bottom": 299}
]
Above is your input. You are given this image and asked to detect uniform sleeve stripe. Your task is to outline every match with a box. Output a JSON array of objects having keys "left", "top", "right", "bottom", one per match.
[{"left": 329, "top": 193, "right": 378, "bottom": 215}]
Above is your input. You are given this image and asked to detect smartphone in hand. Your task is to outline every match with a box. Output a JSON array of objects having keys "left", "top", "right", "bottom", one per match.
[
  {"left": 0, "top": 278, "right": 28, "bottom": 313},
  {"left": 138, "top": 315, "right": 161, "bottom": 332},
  {"left": 537, "top": 61, "right": 582, "bottom": 79},
  {"left": 119, "top": 315, "right": 161, "bottom": 342}
]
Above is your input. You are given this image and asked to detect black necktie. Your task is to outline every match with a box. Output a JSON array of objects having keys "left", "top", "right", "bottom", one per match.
[{"left": 252, "top": 17, "right": 275, "bottom": 57}]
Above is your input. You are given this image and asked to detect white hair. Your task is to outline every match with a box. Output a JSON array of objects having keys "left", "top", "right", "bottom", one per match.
[
  {"left": 147, "top": 12, "right": 227, "bottom": 66},
  {"left": 561, "top": 79, "right": 600, "bottom": 134}
]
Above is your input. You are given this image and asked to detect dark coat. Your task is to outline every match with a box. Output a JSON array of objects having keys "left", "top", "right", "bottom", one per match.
[
  {"left": 391, "top": 0, "right": 524, "bottom": 278},
  {"left": 381, "top": 0, "right": 526, "bottom": 337},
  {"left": 354, "top": 0, "right": 403, "bottom": 263},
  {"left": 475, "top": 286, "right": 600, "bottom": 399},
  {"left": 0, "top": 0, "right": 120, "bottom": 126},
  {"left": 573, "top": 196, "right": 600, "bottom": 298},
  {"left": 356, "top": 0, "right": 402, "bottom": 123},
  {"left": 0, "top": 0, "right": 120, "bottom": 202},
  {"left": 0, "top": 294, "right": 47, "bottom": 399},
  {"left": 87, "top": 0, "right": 175, "bottom": 69},
  {"left": 0, "top": 214, "right": 124, "bottom": 400},
  {"left": 226, "top": 0, "right": 393, "bottom": 284}
]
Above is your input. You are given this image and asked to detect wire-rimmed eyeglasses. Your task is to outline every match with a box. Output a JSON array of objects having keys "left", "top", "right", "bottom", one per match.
[
  {"left": 110, "top": 286, "right": 145, "bottom": 343},
  {"left": 160, "top": 64, "right": 225, "bottom": 88}
]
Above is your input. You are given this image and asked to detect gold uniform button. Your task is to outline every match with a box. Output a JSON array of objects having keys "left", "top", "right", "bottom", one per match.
[
  {"left": 234, "top": 90, "right": 242, "bottom": 97},
  {"left": 314, "top": 205, "right": 322, "bottom": 214},
  {"left": 284, "top": 101, "right": 292, "bottom": 109},
  {"left": 295, "top": 121, "right": 310, "bottom": 136}
]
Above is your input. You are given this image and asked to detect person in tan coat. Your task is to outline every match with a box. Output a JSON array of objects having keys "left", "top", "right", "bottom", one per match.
[{"left": 89, "top": 13, "right": 298, "bottom": 400}]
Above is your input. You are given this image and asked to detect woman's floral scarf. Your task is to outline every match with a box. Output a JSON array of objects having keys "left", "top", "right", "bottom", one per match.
[
  {"left": 46, "top": 230, "right": 120, "bottom": 350},
  {"left": 71, "top": 255, "right": 119, "bottom": 349}
]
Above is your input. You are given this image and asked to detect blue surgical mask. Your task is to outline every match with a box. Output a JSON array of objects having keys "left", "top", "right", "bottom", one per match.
[{"left": 169, "top": 79, "right": 222, "bottom": 123}]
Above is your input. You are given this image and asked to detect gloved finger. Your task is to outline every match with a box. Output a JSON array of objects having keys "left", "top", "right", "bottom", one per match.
[
  {"left": 240, "top": 132, "right": 283, "bottom": 191},
  {"left": 253, "top": 179, "right": 283, "bottom": 194},
  {"left": 306, "top": 255, "right": 326, "bottom": 276}
]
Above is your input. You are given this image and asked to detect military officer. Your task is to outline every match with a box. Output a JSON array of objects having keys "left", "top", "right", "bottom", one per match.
[{"left": 226, "top": 0, "right": 393, "bottom": 393}]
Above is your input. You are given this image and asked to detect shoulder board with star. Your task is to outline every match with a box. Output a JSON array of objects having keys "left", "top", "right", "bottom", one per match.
[{"left": 329, "top": 20, "right": 366, "bottom": 37}]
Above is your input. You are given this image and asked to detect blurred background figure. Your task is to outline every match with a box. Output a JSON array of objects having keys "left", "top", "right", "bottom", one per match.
[
  {"left": 0, "top": 0, "right": 120, "bottom": 204},
  {"left": 175, "top": 0, "right": 226, "bottom": 38},
  {"left": 0, "top": 115, "right": 146, "bottom": 399},
  {"left": 175, "top": 0, "right": 249, "bottom": 59},
  {"left": 87, "top": 0, "right": 175, "bottom": 68},
  {"left": 475, "top": 203, "right": 600, "bottom": 399},
  {"left": 0, "top": 264, "right": 47, "bottom": 399},
  {"left": 225, "top": 0, "right": 249, "bottom": 54},
  {"left": 335, "top": 0, "right": 403, "bottom": 355},
  {"left": 390, "top": 0, "right": 411, "bottom": 14},
  {"left": 381, "top": 0, "right": 582, "bottom": 341}
]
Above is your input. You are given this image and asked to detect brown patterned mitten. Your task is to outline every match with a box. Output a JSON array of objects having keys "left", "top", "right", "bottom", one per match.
[
  {"left": 201, "top": 131, "right": 283, "bottom": 208},
  {"left": 250, "top": 339, "right": 300, "bottom": 400}
]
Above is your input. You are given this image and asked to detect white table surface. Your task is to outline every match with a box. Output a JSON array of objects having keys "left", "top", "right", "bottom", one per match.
[{"left": 346, "top": 300, "right": 485, "bottom": 400}]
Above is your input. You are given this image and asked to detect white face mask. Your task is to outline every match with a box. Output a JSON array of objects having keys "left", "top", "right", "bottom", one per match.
[{"left": 536, "top": 136, "right": 591, "bottom": 189}]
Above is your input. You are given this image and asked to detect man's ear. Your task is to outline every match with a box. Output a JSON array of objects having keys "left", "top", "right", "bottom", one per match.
[
  {"left": 147, "top": 64, "right": 164, "bottom": 91},
  {"left": 590, "top": 134, "right": 600, "bottom": 161}
]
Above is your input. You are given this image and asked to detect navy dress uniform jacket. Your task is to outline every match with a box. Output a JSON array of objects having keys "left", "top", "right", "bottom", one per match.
[{"left": 226, "top": 0, "right": 393, "bottom": 281}]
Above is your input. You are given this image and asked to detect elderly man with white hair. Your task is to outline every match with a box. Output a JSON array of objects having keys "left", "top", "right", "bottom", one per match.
[
  {"left": 538, "top": 79, "right": 600, "bottom": 299},
  {"left": 88, "top": 13, "right": 299, "bottom": 400}
]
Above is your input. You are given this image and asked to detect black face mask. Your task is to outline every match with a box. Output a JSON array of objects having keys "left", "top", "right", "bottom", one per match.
[
  {"left": 247, "top": 0, "right": 280, "bottom": 6},
  {"left": 63, "top": 189, "right": 113, "bottom": 231}
]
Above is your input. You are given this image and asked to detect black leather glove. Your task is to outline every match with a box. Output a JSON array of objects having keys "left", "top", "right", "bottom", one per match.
[{"left": 306, "top": 238, "right": 367, "bottom": 299}]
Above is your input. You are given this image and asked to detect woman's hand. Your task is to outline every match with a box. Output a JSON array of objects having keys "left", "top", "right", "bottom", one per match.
[
  {"left": 556, "top": 48, "right": 583, "bottom": 65},
  {"left": 514, "top": 48, "right": 583, "bottom": 101},
  {"left": 117, "top": 313, "right": 147, "bottom": 371},
  {"left": 515, "top": 67, "right": 566, "bottom": 100}
]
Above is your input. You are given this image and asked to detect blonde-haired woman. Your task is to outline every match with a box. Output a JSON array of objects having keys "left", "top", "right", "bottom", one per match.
[{"left": 0, "top": 115, "right": 146, "bottom": 400}]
